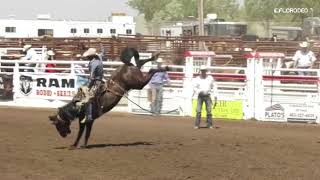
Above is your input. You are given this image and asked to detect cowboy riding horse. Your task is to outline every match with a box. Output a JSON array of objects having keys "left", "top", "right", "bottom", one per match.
[{"left": 49, "top": 47, "right": 164, "bottom": 149}]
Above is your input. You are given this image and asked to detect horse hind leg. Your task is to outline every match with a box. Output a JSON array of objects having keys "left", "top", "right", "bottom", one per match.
[
  {"left": 70, "top": 120, "right": 86, "bottom": 149},
  {"left": 83, "top": 121, "right": 94, "bottom": 148}
]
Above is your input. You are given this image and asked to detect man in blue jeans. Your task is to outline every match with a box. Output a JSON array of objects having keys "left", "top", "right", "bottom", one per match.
[
  {"left": 80, "top": 48, "right": 104, "bottom": 123},
  {"left": 193, "top": 65, "right": 216, "bottom": 129},
  {"left": 148, "top": 58, "right": 170, "bottom": 115}
]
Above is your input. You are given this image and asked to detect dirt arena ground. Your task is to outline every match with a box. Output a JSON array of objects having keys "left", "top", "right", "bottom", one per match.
[{"left": 1, "top": 107, "right": 320, "bottom": 180}]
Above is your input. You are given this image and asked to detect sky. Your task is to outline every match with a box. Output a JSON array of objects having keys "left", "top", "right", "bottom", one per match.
[{"left": 0, "top": 0, "right": 138, "bottom": 20}]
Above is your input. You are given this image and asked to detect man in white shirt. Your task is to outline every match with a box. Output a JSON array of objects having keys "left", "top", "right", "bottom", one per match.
[
  {"left": 293, "top": 41, "right": 317, "bottom": 75},
  {"left": 20, "top": 44, "right": 41, "bottom": 72},
  {"left": 193, "top": 65, "right": 216, "bottom": 129}
]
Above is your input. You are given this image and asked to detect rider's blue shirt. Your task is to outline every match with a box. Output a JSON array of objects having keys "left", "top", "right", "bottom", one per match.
[{"left": 89, "top": 57, "right": 103, "bottom": 80}]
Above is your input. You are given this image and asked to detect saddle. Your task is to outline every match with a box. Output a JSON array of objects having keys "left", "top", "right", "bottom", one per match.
[
  {"left": 76, "top": 82, "right": 105, "bottom": 116},
  {"left": 77, "top": 79, "right": 125, "bottom": 116}
]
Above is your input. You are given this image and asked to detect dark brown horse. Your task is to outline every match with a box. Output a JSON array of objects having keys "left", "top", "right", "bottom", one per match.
[{"left": 49, "top": 48, "right": 162, "bottom": 149}]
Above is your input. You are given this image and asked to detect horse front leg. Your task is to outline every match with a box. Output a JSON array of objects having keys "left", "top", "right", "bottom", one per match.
[
  {"left": 83, "top": 121, "right": 94, "bottom": 148},
  {"left": 137, "top": 52, "right": 160, "bottom": 69},
  {"left": 69, "top": 120, "right": 85, "bottom": 149},
  {"left": 135, "top": 69, "right": 161, "bottom": 90}
]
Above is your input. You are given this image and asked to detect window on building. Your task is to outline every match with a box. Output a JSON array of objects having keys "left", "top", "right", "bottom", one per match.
[
  {"left": 38, "top": 29, "right": 53, "bottom": 37},
  {"left": 110, "top": 29, "right": 116, "bottom": 34},
  {"left": 126, "top": 29, "right": 132, "bottom": 34},
  {"left": 97, "top": 28, "right": 103, "bottom": 34},
  {"left": 84, "top": 28, "right": 90, "bottom": 34},
  {"left": 166, "top": 30, "right": 171, "bottom": 36},
  {"left": 70, "top": 28, "right": 77, "bottom": 34},
  {"left": 5, "top": 27, "right": 16, "bottom": 33}
]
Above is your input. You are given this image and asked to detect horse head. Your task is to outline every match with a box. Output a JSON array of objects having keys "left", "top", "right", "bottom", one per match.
[
  {"left": 49, "top": 113, "right": 71, "bottom": 138},
  {"left": 49, "top": 91, "right": 85, "bottom": 137}
]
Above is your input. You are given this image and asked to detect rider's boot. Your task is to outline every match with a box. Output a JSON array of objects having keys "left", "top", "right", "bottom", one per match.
[{"left": 81, "top": 103, "right": 93, "bottom": 123}]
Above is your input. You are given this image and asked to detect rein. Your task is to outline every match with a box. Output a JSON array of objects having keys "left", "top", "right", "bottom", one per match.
[
  {"left": 98, "top": 79, "right": 181, "bottom": 115},
  {"left": 106, "top": 79, "right": 127, "bottom": 97},
  {"left": 123, "top": 94, "right": 182, "bottom": 115}
]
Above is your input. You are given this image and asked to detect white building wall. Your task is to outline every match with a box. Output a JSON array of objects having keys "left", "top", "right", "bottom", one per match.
[
  {"left": 160, "top": 26, "right": 183, "bottom": 36},
  {"left": 0, "top": 16, "right": 136, "bottom": 38}
]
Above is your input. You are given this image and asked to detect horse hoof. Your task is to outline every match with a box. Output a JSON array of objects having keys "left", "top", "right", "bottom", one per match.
[{"left": 80, "top": 145, "right": 88, "bottom": 149}]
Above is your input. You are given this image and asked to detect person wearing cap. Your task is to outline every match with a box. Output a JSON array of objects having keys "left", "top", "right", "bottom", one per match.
[
  {"left": 148, "top": 58, "right": 170, "bottom": 115},
  {"left": 45, "top": 50, "right": 57, "bottom": 73},
  {"left": 193, "top": 65, "right": 216, "bottom": 129},
  {"left": 20, "top": 44, "right": 40, "bottom": 72},
  {"left": 81, "top": 47, "right": 104, "bottom": 123},
  {"left": 293, "top": 41, "right": 317, "bottom": 75}
]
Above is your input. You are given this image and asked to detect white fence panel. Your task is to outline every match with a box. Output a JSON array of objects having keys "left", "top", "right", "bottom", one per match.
[{"left": 0, "top": 50, "right": 320, "bottom": 123}]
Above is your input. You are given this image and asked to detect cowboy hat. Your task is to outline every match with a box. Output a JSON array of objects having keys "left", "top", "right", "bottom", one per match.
[
  {"left": 23, "top": 44, "right": 32, "bottom": 52},
  {"left": 156, "top": 58, "right": 163, "bottom": 63},
  {"left": 200, "top": 65, "right": 208, "bottom": 71},
  {"left": 47, "top": 50, "right": 55, "bottom": 56},
  {"left": 83, "top": 48, "right": 97, "bottom": 57},
  {"left": 299, "top": 41, "right": 309, "bottom": 48}
]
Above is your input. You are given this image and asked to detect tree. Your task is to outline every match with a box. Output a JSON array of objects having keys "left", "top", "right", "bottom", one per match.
[
  {"left": 279, "top": 0, "right": 320, "bottom": 22},
  {"left": 127, "top": 0, "right": 320, "bottom": 37},
  {"left": 127, "top": 0, "right": 240, "bottom": 22},
  {"left": 204, "top": 0, "right": 239, "bottom": 20},
  {"left": 244, "top": 0, "right": 320, "bottom": 24},
  {"left": 127, "top": 0, "right": 171, "bottom": 22},
  {"left": 244, "top": 0, "right": 282, "bottom": 36}
]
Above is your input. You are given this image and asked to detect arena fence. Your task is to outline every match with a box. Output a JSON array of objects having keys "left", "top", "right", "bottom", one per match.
[{"left": 0, "top": 50, "right": 319, "bottom": 123}]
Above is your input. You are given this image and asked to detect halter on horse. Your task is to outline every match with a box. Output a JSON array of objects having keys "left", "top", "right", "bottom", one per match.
[{"left": 49, "top": 47, "right": 161, "bottom": 148}]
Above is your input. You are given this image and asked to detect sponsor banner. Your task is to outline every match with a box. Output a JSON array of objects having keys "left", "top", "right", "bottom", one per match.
[
  {"left": 264, "top": 103, "right": 318, "bottom": 122},
  {"left": 192, "top": 100, "right": 243, "bottom": 120},
  {"left": 14, "top": 73, "right": 78, "bottom": 100},
  {"left": 284, "top": 103, "right": 317, "bottom": 121},
  {"left": 264, "top": 103, "right": 286, "bottom": 121}
]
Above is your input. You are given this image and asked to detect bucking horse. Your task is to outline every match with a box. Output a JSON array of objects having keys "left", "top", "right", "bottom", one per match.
[{"left": 48, "top": 47, "right": 162, "bottom": 149}]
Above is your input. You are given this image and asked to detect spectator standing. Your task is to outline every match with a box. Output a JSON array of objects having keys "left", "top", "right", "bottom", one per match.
[
  {"left": 193, "top": 65, "right": 217, "bottom": 129},
  {"left": 148, "top": 58, "right": 170, "bottom": 115},
  {"left": 271, "top": 34, "right": 278, "bottom": 42},
  {"left": 45, "top": 50, "right": 57, "bottom": 73},
  {"left": 293, "top": 41, "right": 317, "bottom": 75},
  {"left": 20, "top": 44, "right": 40, "bottom": 72}
]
